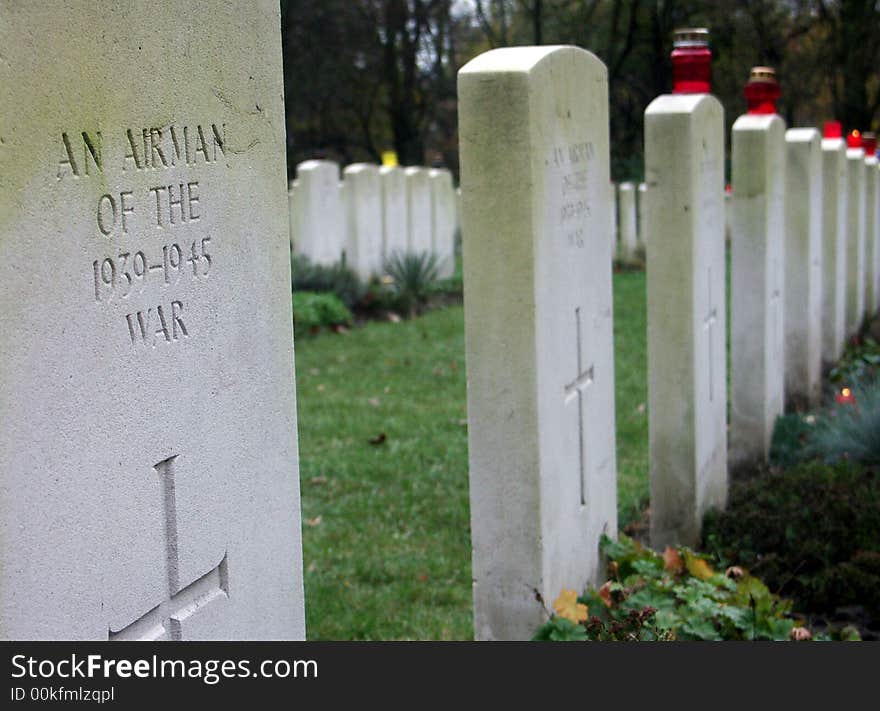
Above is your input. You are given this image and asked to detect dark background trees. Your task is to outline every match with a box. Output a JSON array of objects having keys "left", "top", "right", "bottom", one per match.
[{"left": 281, "top": 0, "right": 880, "bottom": 181}]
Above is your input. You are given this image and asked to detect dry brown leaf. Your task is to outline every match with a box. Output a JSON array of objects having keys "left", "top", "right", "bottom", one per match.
[{"left": 553, "top": 589, "right": 588, "bottom": 624}]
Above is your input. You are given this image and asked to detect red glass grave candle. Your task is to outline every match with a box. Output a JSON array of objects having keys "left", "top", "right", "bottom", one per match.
[
  {"left": 862, "top": 132, "right": 877, "bottom": 155},
  {"left": 672, "top": 28, "right": 711, "bottom": 94},
  {"left": 744, "top": 66, "right": 780, "bottom": 115},
  {"left": 847, "top": 130, "right": 862, "bottom": 149},
  {"left": 823, "top": 121, "right": 843, "bottom": 139}
]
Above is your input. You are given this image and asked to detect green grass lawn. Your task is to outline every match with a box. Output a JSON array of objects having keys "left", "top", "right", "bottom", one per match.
[{"left": 295, "top": 269, "right": 648, "bottom": 639}]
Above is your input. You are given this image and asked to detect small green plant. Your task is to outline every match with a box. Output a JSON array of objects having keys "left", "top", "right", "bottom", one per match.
[
  {"left": 533, "top": 534, "right": 830, "bottom": 641},
  {"left": 383, "top": 251, "right": 441, "bottom": 317},
  {"left": 828, "top": 336, "right": 880, "bottom": 384},
  {"left": 292, "top": 291, "right": 353, "bottom": 334},
  {"left": 807, "top": 378, "right": 880, "bottom": 466},
  {"left": 291, "top": 254, "right": 365, "bottom": 309}
]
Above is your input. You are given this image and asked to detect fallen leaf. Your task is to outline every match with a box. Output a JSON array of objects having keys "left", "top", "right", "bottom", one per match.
[
  {"left": 317, "top": 384, "right": 325, "bottom": 392},
  {"left": 636, "top": 402, "right": 646, "bottom": 414},
  {"left": 368, "top": 397, "right": 381, "bottom": 407},
  {"left": 663, "top": 546, "right": 684, "bottom": 574},
  {"left": 309, "top": 368, "right": 320, "bottom": 376},
  {"left": 725, "top": 566, "right": 744, "bottom": 579},
  {"left": 790, "top": 627, "right": 812, "bottom": 641},
  {"left": 553, "top": 589, "right": 588, "bottom": 624},
  {"left": 306, "top": 516, "right": 322, "bottom": 527},
  {"left": 684, "top": 551, "right": 715, "bottom": 580},
  {"left": 386, "top": 312, "right": 402, "bottom": 323},
  {"left": 598, "top": 580, "right": 613, "bottom": 608},
  {"left": 368, "top": 432, "right": 387, "bottom": 446},
  {"left": 308, "top": 476, "right": 328, "bottom": 486}
]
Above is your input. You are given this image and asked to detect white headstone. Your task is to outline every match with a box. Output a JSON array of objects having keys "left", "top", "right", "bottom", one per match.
[
  {"left": 618, "top": 182, "right": 638, "bottom": 261},
  {"left": 292, "top": 159, "right": 344, "bottom": 267},
  {"left": 784, "top": 128, "right": 823, "bottom": 407},
  {"left": 637, "top": 182, "right": 648, "bottom": 249},
  {"left": 0, "top": 1, "right": 305, "bottom": 639},
  {"left": 729, "top": 113, "right": 786, "bottom": 467},
  {"left": 821, "top": 135, "right": 849, "bottom": 363},
  {"left": 405, "top": 167, "right": 432, "bottom": 257},
  {"left": 609, "top": 182, "right": 619, "bottom": 258},
  {"left": 459, "top": 46, "right": 617, "bottom": 641},
  {"left": 343, "top": 163, "right": 383, "bottom": 282},
  {"left": 865, "top": 151, "right": 879, "bottom": 315},
  {"left": 846, "top": 145, "right": 866, "bottom": 334},
  {"left": 645, "top": 92, "right": 727, "bottom": 548},
  {"left": 430, "top": 168, "right": 457, "bottom": 278},
  {"left": 379, "top": 165, "right": 408, "bottom": 264}
]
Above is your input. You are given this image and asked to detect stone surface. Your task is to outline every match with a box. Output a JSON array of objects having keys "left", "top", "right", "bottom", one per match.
[
  {"left": 0, "top": 1, "right": 304, "bottom": 639},
  {"left": 865, "top": 153, "right": 879, "bottom": 315},
  {"left": 846, "top": 147, "right": 866, "bottom": 334},
  {"left": 645, "top": 92, "right": 727, "bottom": 548},
  {"left": 784, "top": 128, "right": 823, "bottom": 407},
  {"left": 618, "top": 182, "right": 638, "bottom": 261},
  {"left": 609, "top": 182, "right": 618, "bottom": 257},
  {"left": 821, "top": 136, "right": 849, "bottom": 363},
  {"left": 637, "top": 182, "right": 648, "bottom": 249},
  {"left": 343, "top": 163, "right": 383, "bottom": 281},
  {"left": 429, "top": 168, "right": 457, "bottom": 278},
  {"left": 405, "top": 167, "right": 432, "bottom": 256},
  {"left": 292, "top": 159, "right": 344, "bottom": 266},
  {"left": 379, "top": 165, "right": 408, "bottom": 263},
  {"left": 459, "top": 46, "right": 617, "bottom": 641},
  {"left": 729, "top": 114, "right": 786, "bottom": 468}
]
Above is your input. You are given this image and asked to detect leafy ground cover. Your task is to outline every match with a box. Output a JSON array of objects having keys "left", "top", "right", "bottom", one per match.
[{"left": 296, "top": 269, "right": 650, "bottom": 639}]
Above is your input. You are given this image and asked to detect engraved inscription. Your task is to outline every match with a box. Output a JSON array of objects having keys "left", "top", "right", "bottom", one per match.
[{"left": 549, "top": 142, "right": 595, "bottom": 249}]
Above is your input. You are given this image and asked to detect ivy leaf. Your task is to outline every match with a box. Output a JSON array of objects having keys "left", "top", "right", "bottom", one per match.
[{"left": 553, "top": 589, "right": 588, "bottom": 624}]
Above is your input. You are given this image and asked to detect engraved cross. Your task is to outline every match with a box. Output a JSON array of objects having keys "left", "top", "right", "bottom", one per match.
[
  {"left": 109, "top": 455, "right": 228, "bottom": 641},
  {"left": 564, "top": 307, "right": 594, "bottom": 507}
]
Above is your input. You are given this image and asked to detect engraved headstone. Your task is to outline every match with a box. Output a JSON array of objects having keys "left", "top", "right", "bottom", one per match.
[
  {"left": 459, "top": 46, "right": 617, "bottom": 640},
  {"left": 291, "top": 159, "right": 344, "bottom": 267},
  {"left": 846, "top": 138, "right": 866, "bottom": 334},
  {"left": 0, "top": 1, "right": 305, "bottom": 639},
  {"left": 784, "top": 128, "right": 823, "bottom": 407},
  {"left": 618, "top": 182, "right": 638, "bottom": 262},
  {"left": 380, "top": 165, "right": 408, "bottom": 263},
  {"left": 343, "top": 163, "right": 383, "bottom": 281},
  {"left": 820, "top": 124, "right": 849, "bottom": 364},
  {"left": 405, "top": 167, "right": 432, "bottom": 257},
  {"left": 429, "top": 168, "right": 457, "bottom": 278},
  {"left": 730, "top": 111, "right": 786, "bottom": 467},
  {"left": 645, "top": 29, "right": 727, "bottom": 548}
]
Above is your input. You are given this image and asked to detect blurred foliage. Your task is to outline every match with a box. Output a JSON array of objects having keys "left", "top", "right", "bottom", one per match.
[
  {"left": 291, "top": 254, "right": 366, "bottom": 310},
  {"left": 292, "top": 291, "right": 354, "bottom": 334}
]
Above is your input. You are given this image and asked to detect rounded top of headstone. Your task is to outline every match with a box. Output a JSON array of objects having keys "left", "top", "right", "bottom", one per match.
[
  {"left": 823, "top": 121, "right": 843, "bottom": 139},
  {"left": 673, "top": 28, "right": 709, "bottom": 47},
  {"left": 847, "top": 129, "right": 862, "bottom": 149}
]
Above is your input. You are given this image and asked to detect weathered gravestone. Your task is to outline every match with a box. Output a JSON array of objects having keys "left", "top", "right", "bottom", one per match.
[
  {"left": 379, "top": 165, "right": 408, "bottom": 263},
  {"left": 429, "top": 168, "right": 457, "bottom": 278},
  {"left": 784, "top": 128, "right": 823, "bottom": 407},
  {"left": 405, "top": 167, "right": 432, "bottom": 257},
  {"left": 292, "top": 159, "right": 344, "bottom": 267},
  {"left": 821, "top": 122, "right": 849, "bottom": 364},
  {"left": 459, "top": 46, "right": 617, "bottom": 640},
  {"left": 864, "top": 134, "right": 879, "bottom": 316},
  {"left": 0, "top": 1, "right": 305, "bottom": 640},
  {"left": 343, "top": 163, "right": 383, "bottom": 282},
  {"left": 637, "top": 182, "right": 648, "bottom": 249},
  {"left": 618, "top": 182, "right": 638, "bottom": 262},
  {"left": 729, "top": 69, "right": 786, "bottom": 467},
  {"left": 645, "top": 29, "right": 727, "bottom": 548},
  {"left": 845, "top": 135, "right": 866, "bottom": 335}
]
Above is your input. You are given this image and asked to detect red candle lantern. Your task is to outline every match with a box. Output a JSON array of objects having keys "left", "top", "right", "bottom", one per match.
[
  {"left": 862, "top": 132, "right": 877, "bottom": 155},
  {"left": 823, "top": 121, "right": 843, "bottom": 139},
  {"left": 744, "top": 66, "right": 780, "bottom": 115},
  {"left": 847, "top": 129, "right": 862, "bottom": 149},
  {"left": 672, "top": 28, "right": 711, "bottom": 95}
]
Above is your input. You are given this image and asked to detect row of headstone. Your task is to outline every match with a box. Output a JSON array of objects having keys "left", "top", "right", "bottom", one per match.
[
  {"left": 289, "top": 161, "right": 458, "bottom": 281},
  {"left": 459, "top": 34, "right": 880, "bottom": 639}
]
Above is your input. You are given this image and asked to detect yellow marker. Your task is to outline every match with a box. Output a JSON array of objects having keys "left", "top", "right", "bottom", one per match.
[{"left": 381, "top": 150, "right": 398, "bottom": 167}]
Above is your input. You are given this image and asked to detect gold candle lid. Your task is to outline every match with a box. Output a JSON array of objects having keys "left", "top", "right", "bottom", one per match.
[
  {"left": 749, "top": 66, "right": 776, "bottom": 83},
  {"left": 673, "top": 27, "right": 709, "bottom": 47}
]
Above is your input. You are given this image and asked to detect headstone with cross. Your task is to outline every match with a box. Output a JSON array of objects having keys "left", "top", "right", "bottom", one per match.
[
  {"left": 785, "top": 128, "right": 824, "bottom": 408},
  {"left": 846, "top": 143, "right": 867, "bottom": 335},
  {"left": 645, "top": 72, "right": 728, "bottom": 548},
  {"left": 729, "top": 112, "right": 787, "bottom": 468},
  {"left": 821, "top": 128, "right": 849, "bottom": 364},
  {"left": 460, "top": 46, "right": 617, "bottom": 640},
  {"left": 0, "top": 1, "right": 305, "bottom": 639}
]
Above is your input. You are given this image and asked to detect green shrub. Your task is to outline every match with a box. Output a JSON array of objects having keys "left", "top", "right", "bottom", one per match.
[
  {"left": 769, "top": 412, "right": 814, "bottom": 468},
  {"left": 533, "top": 534, "right": 826, "bottom": 641},
  {"left": 383, "top": 250, "right": 440, "bottom": 317},
  {"left": 291, "top": 254, "right": 365, "bottom": 309},
  {"left": 703, "top": 460, "right": 880, "bottom": 618},
  {"left": 807, "top": 378, "right": 880, "bottom": 466},
  {"left": 828, "top": 336, "right": 880, "bottom": 384},
  {"left": 292, "top": 291, "right": 353, "bottom": 334}
]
